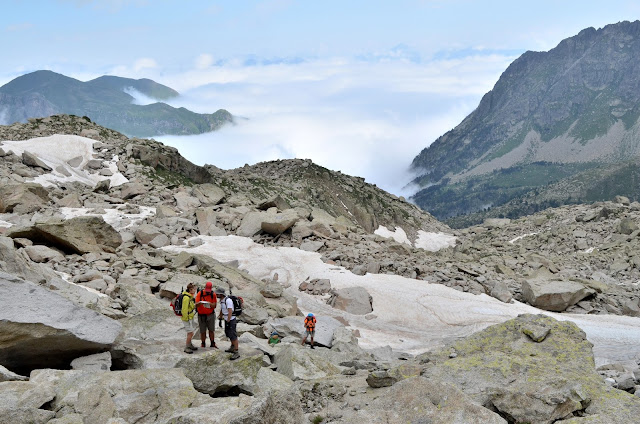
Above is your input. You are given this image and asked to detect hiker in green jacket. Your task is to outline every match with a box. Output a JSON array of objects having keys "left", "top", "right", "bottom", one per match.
[{"left": 182, "top": 283, "right": 199, "bottom": 354}]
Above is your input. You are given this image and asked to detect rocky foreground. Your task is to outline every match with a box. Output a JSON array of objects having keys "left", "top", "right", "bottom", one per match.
[{"left": 1, "top": 115, "right": 640, "bottom": 423}]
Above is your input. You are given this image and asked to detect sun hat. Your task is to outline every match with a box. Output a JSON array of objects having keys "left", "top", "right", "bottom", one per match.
[{"left": 215, "top": 288, "right": 226, "bottom": 296}]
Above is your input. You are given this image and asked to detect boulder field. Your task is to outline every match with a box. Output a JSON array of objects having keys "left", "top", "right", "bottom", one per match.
[{"left": 0, "top": 115, "right": 640, "bottom": 423}]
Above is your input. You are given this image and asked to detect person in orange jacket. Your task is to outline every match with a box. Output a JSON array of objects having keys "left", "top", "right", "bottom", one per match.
[
  {"left": 301, "top": 313, "right": 316, "bottom": 349},
  {"left": 195, "top": 281, "right": 218, "bottom": 349}
]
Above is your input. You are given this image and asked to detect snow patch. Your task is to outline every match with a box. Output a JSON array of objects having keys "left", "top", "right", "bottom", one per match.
[
  {"left": 509, "top": 232, "right": 538, "bottom": 244},
  {"left": 1, "top": 135, "right": 128, "bottom": 188},
  {"left": 375, "top": 225, "right": 456, "bottom": 252},
  {"left": 415, "top": 231, "right": 457, "bottom": 252},
  {"left": 59, "top": 206, "right": 156, "bottom": 231},
  {"left": 164, "top": 235, "right": 640, "bottom": 365},
  {"left": 374, "top": 225, "right": 411, "bottom": 245}
]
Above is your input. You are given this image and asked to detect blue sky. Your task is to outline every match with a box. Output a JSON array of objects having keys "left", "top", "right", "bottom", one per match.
[{"left": 2, "top": 1, "right": 640, "bottom": 194}]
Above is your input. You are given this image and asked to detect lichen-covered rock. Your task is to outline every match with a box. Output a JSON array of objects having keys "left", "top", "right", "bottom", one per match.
[
  {"left": 273, "top": 344, "right": 340, "bottom": 381},
  {"left": 29, "top": 368, "right": 211, "bottom": 423},
  {"left": 421, "top": 314, "right": 640, "bottom": 424},
  {"left": 357, "top": 377, "right": 507, "bottom": 423},
  {"left": 175, "top": 349, "right": 269, "bottom": 395}
]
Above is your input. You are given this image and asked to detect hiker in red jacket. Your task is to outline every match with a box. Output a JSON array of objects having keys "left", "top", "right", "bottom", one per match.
[{"left": 195, "top": 281, "right": 218, "bottom": 348}]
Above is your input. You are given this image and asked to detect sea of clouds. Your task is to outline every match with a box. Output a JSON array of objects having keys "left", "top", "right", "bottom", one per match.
[{"left": 148, "top": 54, "right": 514, "bottom": 197}]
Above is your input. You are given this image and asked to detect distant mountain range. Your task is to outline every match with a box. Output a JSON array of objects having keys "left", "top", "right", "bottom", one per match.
[
  {"left": 410, "top": 20, "right": 640, "bottom": 227},
  {"left": 0, "top": 70, "right": 233, "bottom": 137}
]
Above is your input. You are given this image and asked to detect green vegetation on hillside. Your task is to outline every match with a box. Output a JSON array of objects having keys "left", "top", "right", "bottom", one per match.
[
  {"left": 0, "top": 70, "right": 233, "bottom": 137},
  {"left": 412, "top": 162, "right": 595, "bottom": 223}
]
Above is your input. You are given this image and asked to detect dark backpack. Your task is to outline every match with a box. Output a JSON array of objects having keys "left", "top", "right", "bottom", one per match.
[
  {"left": 171, "top": 288, "right": 186, "bottom": 316},
  {"left": 227, "top": 295, "right": 243, "bottom": 316}
]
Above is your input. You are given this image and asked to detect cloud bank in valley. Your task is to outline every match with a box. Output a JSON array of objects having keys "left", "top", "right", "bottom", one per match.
[{"left": 154, "top": 52, "right": 515, "bottom": 197}]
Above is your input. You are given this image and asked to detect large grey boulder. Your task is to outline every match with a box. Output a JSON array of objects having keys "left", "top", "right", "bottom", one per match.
[
  {"left": 175, "top": 349, "right": 282, "bottom": 396},
  {"left": 7, "top": 216, "right": 122, "bottom": 254},
  {"left": 134, "top": 223, "right": 165, "bottom": 246},
  {"left": 261, "top": 209, "right": 299, "bottom": 235},
  {"left": 160, "top": 273, "right": 206, "bottom": 299},
  {"left": 522, "top": 273, "right": 595, "bottom": 311},
  {"left": 0, "top": 183, "right": 49, "bottom": 214},
  {"left": 0, "top": 380, "right": 56, "bottom": 424},
  {"left": 22, "top": 151, "right": 52, "bottom": 170},
  {"left": 193, "top": 183, "right": 226, "bottom": 205},
  {"left": 257, "top": 194, "right": 290, "bottom": 211},
  {"left": 70, "top": 352, "right": 112, "bottom": 371},
  {"left": 356, "top": 377, "right": 507, "bottom": 423},
  {"left": 24, "top": 245, "right": 64, "bottom": 263},
  {"left": 331, "top": 326, "right": 360, "bottom": 353},
  {"left": 195, "top": 207, "right": 226, "bottom": 236},
  {"left": 118, "top": 182, "right": 147, "bottom": 199},
  {"left": 0, "top": 365, "right": 27, "bottom": 382},
  {"left": 421, "top": 314, "right": 640, "bottom": 424},
  {"left": 111, "top": 339, "right": 187, "bottom": 370},
  {"left": 165, "top": 386, "right": 303, "bottom": 424},
  {"left": 174, "top": 190, "right": 201, "bottom": 211},
  {"left": 226, "top": 385, "right": 303, "bottom": 424},
  {"left": 327, "top": 286, "right": 374, "bottom": 314},
  {"left": 237, "top": 211, "right": 267, "bottom": 237},
  {"left": 0, "top": 237, "right": 60, "bottom": 284},
  {"left": 132, "top": 247, "right": 167, "bottom": 268},
  {"left": 116, "top": 308, "right": 185, "bottom": 343},
  {"left": 272, "top": 344, "right": 340, "bottom": 381},
  {"left": 29, "top": 368, "right": 211, "bottom": 424},
  {"left": 111, "top": 283, "right": 168, "bottom": 316},
  {"left": 0, "top": 273, "right": 121, "bottom": 374}
]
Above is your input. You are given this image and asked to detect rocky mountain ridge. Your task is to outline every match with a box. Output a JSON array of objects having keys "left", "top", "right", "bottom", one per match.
[
  {"left": 0, "top": 70, "right": 233, "bottom": 137},
  {"left": 411, "top": 20, "right": 640, "bottom": 222},
  {"left": 1, "top": 115, "right": 640, "bottom": 423}
]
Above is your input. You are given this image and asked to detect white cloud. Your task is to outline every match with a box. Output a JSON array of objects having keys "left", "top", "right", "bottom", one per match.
[
  {"left": 123, "top": 87, "right": 157, "bottom": 105},
  {"left": 0, "top": 107, "right": 9, "bottom": 126},
  {"left": 133, "top": 57, "right": 157, "bottom": 72},
  {"left": 5, "top": 22, "right": 33, "bottom": 32},
  {"left": 57, "top": 0, "right": 149, "bottom": 11},
  {"left": 151, "top": 53, "right": 513, "bottom": 196},
  {"left": 194, "top": 53, "right": 214, "bottom": 70}
]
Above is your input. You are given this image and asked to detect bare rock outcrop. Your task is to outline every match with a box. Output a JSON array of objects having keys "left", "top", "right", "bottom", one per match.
[
  {"left": 7, "top": 215, "right": 122, "bottom": 254},
  {"left": 0, "top": 273, "right": 122, "bottom": 374}
]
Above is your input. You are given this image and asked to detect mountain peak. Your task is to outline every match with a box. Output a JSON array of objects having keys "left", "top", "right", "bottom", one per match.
[{"left": 410, "top": 20, "right": 640, "bottom": 225}]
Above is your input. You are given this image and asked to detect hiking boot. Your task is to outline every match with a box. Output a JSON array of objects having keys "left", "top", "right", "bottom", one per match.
[
  {"left": 201, "top": 342, "right": 206, "bottom": 348},
  {"left": 230, "top": 352, "right": 240, "bottom": 360},
  {"left": 184, "top": 346, "right": 194, "bottom": 354},
  {"left": 310, "top": 345, "right": 315, "bottom": 349},
  {"left": 189, "top": 344, "right": 199, "bottom": 351},
  {"left": 225, "top": 347, "right": 236, "bottom": 353},
  {"left": 211, "top": 342, "right": 219, "bottom": 349}
]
